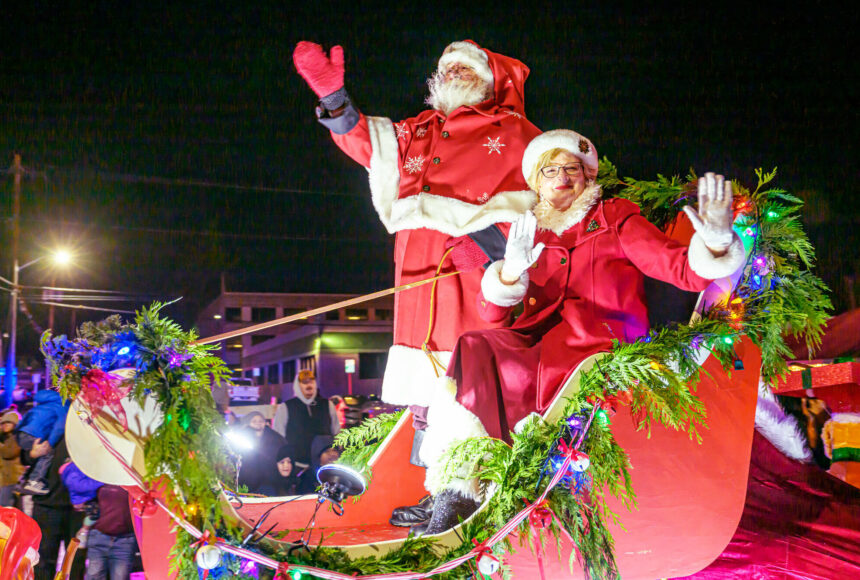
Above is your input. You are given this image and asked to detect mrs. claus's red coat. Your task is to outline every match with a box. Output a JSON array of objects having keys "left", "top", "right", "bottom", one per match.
[{"left": 449, "top": 197, "right": 736, "bottom": 440}]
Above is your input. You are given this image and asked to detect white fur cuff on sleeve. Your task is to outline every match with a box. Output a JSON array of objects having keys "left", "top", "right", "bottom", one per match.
[
  {"left": 481, "top": 260, "right": 528, "bottom": 307},
  {"left": 688, "top": 233, "right": 746, "bottom": 280}
]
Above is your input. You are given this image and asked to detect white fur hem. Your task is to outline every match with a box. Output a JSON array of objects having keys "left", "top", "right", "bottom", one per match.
[
  {"left": 380, "top": 345, "right": 452, "bottom": 407},
  {"left": 755, "top": 381, "right": 813, "bottom": 463},
  {"left": 366, "top": 117, "right": 537, "bottom": 236},
  {"left": 481, "top": 260, "right": 528, "bottom": 307},
  {"left": 688, "top": 232, "right": 746, "bottom": 280},
  {"left": 421, "top": 377, "right": 489, "bottom": 497}
]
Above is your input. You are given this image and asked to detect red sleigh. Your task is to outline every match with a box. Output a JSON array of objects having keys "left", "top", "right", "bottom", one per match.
[{"left": 60, "top": 217, "right": 859, "bottom": 578}]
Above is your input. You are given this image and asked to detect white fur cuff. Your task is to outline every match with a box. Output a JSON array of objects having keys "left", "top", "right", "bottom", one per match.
[
  {"left": 481, "top": 260, "right": 528, "bottom": 307},
  {"left": 380, "top": 345, "right": 452, "bottom": 406},
  {"left": 688, "top": 232, "right": 746, "bottom": 280}
]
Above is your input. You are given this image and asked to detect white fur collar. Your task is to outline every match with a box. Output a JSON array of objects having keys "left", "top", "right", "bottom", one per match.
[{"left": 533, "top": 183, "right": 602, "bottom": 236}]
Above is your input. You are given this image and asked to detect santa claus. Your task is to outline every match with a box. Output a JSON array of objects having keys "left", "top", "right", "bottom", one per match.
[
  {"left": 417, "top": 129, "right": 747, "bottom": 534},
  {"left": 292, "top": 42, "right": 541, "bottom": 471}
]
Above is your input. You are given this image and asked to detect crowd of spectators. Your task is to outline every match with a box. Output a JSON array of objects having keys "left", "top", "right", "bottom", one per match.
[
  {"left": 0, "top": 388, "right": 140, "bottom": 580},
  {"left": 230, "top": 369, "right": 344, "bottom": 496}
]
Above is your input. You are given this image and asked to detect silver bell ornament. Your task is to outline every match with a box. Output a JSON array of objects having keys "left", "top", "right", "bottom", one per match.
[
  {"left": 570, "top": 453, "right": 590, "bottom": 472},
  {"left": 195, "top": 544, "right": 223, "bottom": 570},
  {"left": 477, "top": 551, "right": 501, "bottom": 575}
]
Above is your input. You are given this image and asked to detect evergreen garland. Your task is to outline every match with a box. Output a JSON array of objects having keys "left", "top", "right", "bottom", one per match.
[{"left": 44, "top": 167, "right": 830, "bottom": 579}]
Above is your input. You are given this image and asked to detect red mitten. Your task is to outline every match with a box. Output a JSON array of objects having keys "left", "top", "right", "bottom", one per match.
[
  {"left": 446, "top": 235, "right": 488, "bottom": 272},
  {"left": 292, "top": 41, "right": 345, "bottom": 98}
]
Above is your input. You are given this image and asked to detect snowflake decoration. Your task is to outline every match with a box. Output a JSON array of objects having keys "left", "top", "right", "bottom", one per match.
[
  {"left": 503, "top": 110, "right": 523, "bottom": 119},
  {"left": 403, "top": 155, "right": 425, "bottom": 174},
  {"left": 395, "top": 123, "right": 410, "bottom": 140},
  {"left": 478, "top": 192, "right": 490, "bottom": 203},
  {"left": 483, "top": 136, "right": 506, "bottom": 155},
  {"left": 415, "top": 126, "right": 428, "bottom": 138}
]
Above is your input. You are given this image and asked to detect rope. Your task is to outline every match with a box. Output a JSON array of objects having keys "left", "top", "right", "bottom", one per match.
[
  {"left": 194, "top": 271, "right": 460, "bottom": 346},
  {"left": 421, "top": 247, "right": 456, "bottom": 378}
]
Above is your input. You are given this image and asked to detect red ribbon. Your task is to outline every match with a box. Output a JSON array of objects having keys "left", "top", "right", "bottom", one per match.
[{"left": 79, "top": 368, "right": 133, "bottom": 429}]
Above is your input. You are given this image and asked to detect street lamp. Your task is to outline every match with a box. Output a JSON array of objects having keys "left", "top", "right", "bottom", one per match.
[{"left": 3, "top": 249, "right": 73, "bottom": 408}]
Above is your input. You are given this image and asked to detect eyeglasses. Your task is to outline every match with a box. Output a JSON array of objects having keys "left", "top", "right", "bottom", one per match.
[{"left": 540, "top": 163, "right": 583, "bottom": 178}]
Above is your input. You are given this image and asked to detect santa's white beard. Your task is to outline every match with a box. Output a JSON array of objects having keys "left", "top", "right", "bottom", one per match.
[{"left": 425, "top": 71, "right": 493, "bottom": 115}]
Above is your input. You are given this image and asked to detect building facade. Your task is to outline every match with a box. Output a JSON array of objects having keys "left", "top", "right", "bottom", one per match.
[{"left": 195, "top": 291, "right": 393, "bottom": 403}]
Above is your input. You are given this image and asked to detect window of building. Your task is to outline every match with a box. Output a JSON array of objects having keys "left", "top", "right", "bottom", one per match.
[
  {"left": 226, "top": 339, "right": 243, "bottom": 350},
  {"left": 345, "top": 308, "right": 368, "bottom": 321},
  {"left": 359, "top": 352, "right": 388, "bottom": 380},
  {"left": 374, "top": 308, "right": 393, "bottom": 321},
  {"left": 251, "top": 307, "right": 276, "bottom": 322},
  {"left": 250, "top": 334, "right": 274, "bottom": 346},
  {"left": 282, "top": 360, "right": 297, "bottom": 383},
  {"left": 267, "top": 364, "right": 279, "bottom": 385},
  {"left": 325, "top": 309, "right": 341, "bottom": 321},
  {"left": 300, "top": 355, "right": 316, "bottom": 374},
  {"left": 225, "top": 307, "right": 242, "bottom": 322}
]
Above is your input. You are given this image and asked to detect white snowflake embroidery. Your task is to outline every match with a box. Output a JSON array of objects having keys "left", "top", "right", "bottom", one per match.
[
  {"left": 403, "top": 155, "right": 425, "bottom": 174},
  {"left": 483, "top": 136, "right": 506, "bottom": 155},
  {"left": 415, "top": 126, "right": 428, "bottom": 138},
  {"left": 503, "top": 110, "right": 523, "bottom": 119},
  {"left": 395, "top": 123, "right": 410, "bottom": 140},
  {"left": 478, "top": 192, "right": 490, "bottom": 203}
]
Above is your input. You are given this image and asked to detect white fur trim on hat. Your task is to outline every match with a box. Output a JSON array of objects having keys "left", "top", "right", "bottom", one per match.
[
  {"left": 687, "top": 232, "right": 746, "bottom": 280},
  {"left": 437, "top": 41, "right": 494, "bottom": 86},
  {"left": 481, "top": 260, "right": 528, "bottom": 307},
  {"left": 521, "top": 129, "right": 599, "bottom": 182}
]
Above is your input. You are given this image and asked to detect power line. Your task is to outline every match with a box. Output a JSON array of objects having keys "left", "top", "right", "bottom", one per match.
[
  {"left": 37, "top": 301, "right": 137, "bottom": 314},
  {"left": 3, "top": 216, "right": 387, "bottom": 243},
  {"left": 3, "top": 164, "right": 362, "bottom": 198}
]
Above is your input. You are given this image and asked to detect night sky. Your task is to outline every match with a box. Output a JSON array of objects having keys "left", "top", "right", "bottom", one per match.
[{"left": 1, "top": 2, "right": 857, "bottom": 362}]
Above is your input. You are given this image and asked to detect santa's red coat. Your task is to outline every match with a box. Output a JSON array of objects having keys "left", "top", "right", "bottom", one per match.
[
  {"left": 451, "top": 198, "right": 716, "bottom": 439},
  {"left": 327, "top": 42, "right": 541, "bottom": 406}
]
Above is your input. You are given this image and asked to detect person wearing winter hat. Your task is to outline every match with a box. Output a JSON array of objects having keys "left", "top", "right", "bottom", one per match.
[
  {"left": 15, "top": 389, "right": 70, "bottom": 496},
  {"left": 0, "top": 409, "right": 24, "bottom": 506},
  {"left": 416, "top": 129, "right": 746, "bottom": 534},
  {"left": 258, "top": 444, "right": 300, "bottom": 497},
  {"left": 271, "top": 370, "right": 340, "bottom": 467},
  {"left": 292, "top": 40, "right": 541, "bottom": 431}
]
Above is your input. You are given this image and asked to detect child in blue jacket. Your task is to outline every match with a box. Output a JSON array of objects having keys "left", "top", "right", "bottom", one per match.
[{"left": 16, "top": 389, "right": 70, "bottom": 495}]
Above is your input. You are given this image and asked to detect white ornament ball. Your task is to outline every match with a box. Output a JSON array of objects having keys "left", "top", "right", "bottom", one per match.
[
  {"left": 477, "top": 553, "right": 501, "bottom": 576},
  {"left": 195, "top": 545, "right": 222, "bottom": 570}
]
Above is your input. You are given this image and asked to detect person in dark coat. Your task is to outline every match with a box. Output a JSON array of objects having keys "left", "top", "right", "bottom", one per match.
[
  {"left": 271, "top": 370, "right": 339, "bottom": 467},
  {"left": 258, "top": 444, "right": 300, "bottom": 497},
  {"left": 236, "top": 411, "right": 287, "bottom": 494}
]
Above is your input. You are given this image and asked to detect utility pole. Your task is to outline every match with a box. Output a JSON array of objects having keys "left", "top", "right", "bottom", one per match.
[{"left": 4, "top": 154, "right": 22, "bottom": 408}]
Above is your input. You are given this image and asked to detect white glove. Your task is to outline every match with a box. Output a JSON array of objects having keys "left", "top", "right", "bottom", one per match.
[
  {"left": 501, "top": 211, "right": 545, "bottom": 282},
  {"left": 682, "top": 172, "right": 735, "bottom": 251}
]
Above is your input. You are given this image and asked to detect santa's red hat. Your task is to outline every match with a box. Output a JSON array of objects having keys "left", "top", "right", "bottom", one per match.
[{"left": 437, "top": 41, "right": 494, "bottom": 85}]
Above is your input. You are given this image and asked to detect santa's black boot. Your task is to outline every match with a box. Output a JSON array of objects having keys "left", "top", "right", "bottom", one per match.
[{"left": 420, "top": 489, "right": 479, "bottom": 535}]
